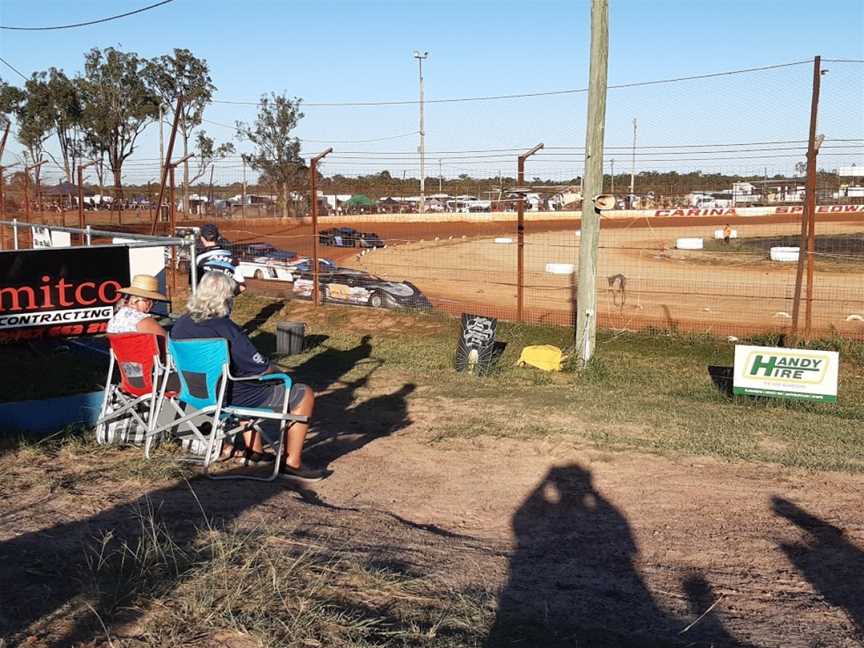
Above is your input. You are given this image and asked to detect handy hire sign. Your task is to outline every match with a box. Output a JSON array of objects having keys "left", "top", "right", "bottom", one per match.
[{"left": 733, "top": 345, "right": 839, "bottom": 403}]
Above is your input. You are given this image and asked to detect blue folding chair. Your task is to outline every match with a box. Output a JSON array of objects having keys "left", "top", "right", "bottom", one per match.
[{"left": 153, "top": 337, "right": 308, "bottom": 481}]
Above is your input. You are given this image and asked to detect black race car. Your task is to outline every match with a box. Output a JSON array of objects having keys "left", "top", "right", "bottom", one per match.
[
  {"left": 292, "top": 268, "right": 431, "bottom": 310},
  {"left": 319, "top": 227, "right": 386, "bottom": 248}
]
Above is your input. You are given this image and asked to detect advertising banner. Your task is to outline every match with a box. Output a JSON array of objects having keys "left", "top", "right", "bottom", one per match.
[
  {"left": 733, "top": 345, "right": 839, "bottom": 403},
  {"left": 0, "top": 246, "right": 130, "bottom": 343}
]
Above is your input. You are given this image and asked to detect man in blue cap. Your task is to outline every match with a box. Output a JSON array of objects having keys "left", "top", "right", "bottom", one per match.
[{"left": 196, "top": 223, "right": 246, "bottom": 293}]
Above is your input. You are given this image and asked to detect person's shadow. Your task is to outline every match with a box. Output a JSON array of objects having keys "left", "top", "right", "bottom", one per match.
[
  {"left": 292, "top": 334, "right": 375, "bottom": 392},
  {"left": 487, "top": 464, "right": 744, "bottom": 647},
  {"left": 772, "top": 496, "right": 864, "bottom": 635},
  {"left": 306, "top": 383, "right": 415, "bottom": 469}
]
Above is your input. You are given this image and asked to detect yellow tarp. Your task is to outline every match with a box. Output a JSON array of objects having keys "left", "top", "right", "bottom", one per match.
[{"left": 516, "top": 345, "right": 564, "bottom": 372}]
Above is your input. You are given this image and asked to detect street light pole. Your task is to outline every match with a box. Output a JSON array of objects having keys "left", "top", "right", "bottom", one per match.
[
  {"left": 630, "top": 117, "right": 637, "bottom": 200},
  {"left": 413, "top": 50, "right": 428, "bottom": 214}
]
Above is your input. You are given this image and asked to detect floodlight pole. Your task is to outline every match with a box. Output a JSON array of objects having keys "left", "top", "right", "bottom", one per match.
[
  {"left": 791, "top": 56, "right": 822, "bottom": 340},
  {"left": 77, "top": 161, "right": 96, "bottom": 245},
  {"left": 517, "top": 143, "right": 544, "bottom": 321},
  {"left": 576, "top": 0, "right": 609, "bottom": 367},
  {"left": 24, "top": 160, "right": 48, "bottom": 223},
  {"left": 310, "top": 147, "right": 333, "bottom": 307},
  {"left": 414, "top": 51, "right": 428, "bottom": 214}
]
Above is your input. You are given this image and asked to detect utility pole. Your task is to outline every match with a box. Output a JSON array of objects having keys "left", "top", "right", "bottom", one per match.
[
  {"left": 439, "top": 158, "right": 443, "bottom": 193},
  {"left": 610, "top": 158, "right": 615, "bottom": 195},
  {"left": 310, "top": 148, "right": 333, "bottom": 307},
  {"left": 791, "top": 56, "right": 823, "bottom": 340},
  {"left": 517, "top": 144, "right": 544, "bottom": 321},
  {"left": 414, "top": 50, "right": 428, "bottom": 213},
  {"left": 241, "top": 158, "right": 247, "bottom": 219},
  {"left": 24, "top": 160, "right": 48, "bottom": 222},
  {"left": 630, "top": 117, "right": 637, "bottom": 200},
  {"left": 159, "top": 104, "right": 165, "bottom": 188},
  {"left": 576, "top": 0, "right": 609, "bottom": 366},
  {"left": 150, "top": 95, "right": 184, "bottom": 235}
]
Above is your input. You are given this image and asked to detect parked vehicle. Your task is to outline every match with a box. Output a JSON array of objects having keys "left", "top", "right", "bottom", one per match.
[{"left": 358, "top": 232, "right": 385, "bottom": 248}]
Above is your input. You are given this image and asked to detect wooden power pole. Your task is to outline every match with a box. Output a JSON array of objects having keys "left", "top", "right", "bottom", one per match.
[
  {"left": 576, "top": 0, "right": 609, "bottom": 366},
  {"left": 791, "top": 56, "right": 822, "bottom": 341}
]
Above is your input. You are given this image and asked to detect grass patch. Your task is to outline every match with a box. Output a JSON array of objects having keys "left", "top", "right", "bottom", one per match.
[{"left": 229, "top": 294, "right": 864, "bottom": 473}]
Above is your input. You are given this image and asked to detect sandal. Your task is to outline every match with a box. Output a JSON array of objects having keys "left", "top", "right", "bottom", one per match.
[
  {"left": 279, "top": 463, "right": 331, "bottom": 482},
  {"left": 241, "top": 450, "right": 277, "bottom": 466}
]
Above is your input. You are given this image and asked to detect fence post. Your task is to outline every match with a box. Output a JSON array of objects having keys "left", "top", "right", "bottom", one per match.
[
  {"left": 516, "top": 144, "right": 544, "bottom": 322},
  {"left": 85, "top": 225, "right": 91, "bottom": 247},
  {"left": 12, "top": 218, "right": 18, "bottom": 249}
]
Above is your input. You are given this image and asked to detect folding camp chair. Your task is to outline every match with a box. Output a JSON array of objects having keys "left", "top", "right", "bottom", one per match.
[
  {"left": 95, "top": 333, "right": 173, "bottom": 446},
  {"left": 153, "top": 337, "right": 308, "bottom": 481}
]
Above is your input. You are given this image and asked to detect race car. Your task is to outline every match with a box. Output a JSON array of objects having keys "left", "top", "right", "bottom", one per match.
[
  {"left": 292, "top": 268, "right": 432, "bottom": 310},
  {"left": 236, "top": 255, "right": 335, "bottom": 281},
  {"left": 319, "top": 228, "right": 386, "bottom": 248}
]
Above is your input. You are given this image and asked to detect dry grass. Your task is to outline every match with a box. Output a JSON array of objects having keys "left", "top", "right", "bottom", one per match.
[{"left": 69, "top": 495, "right": 492, "bottom": 647}]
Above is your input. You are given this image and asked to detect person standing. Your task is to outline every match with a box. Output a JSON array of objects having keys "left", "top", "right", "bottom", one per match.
[
  {"left": 195, "top": 223, "right": 246, "bottom": 293},
  {"left": 723, "top": 223, "right": 733, "bottom": 245}
]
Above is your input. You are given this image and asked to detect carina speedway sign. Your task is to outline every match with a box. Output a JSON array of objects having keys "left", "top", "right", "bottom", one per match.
[{"left": 733, "top": 345, "right": 839, "bottom": 403}]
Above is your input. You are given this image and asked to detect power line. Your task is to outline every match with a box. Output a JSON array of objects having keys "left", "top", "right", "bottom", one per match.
[
  {"left": 0, "top": 0, "right": 175, "bottom": 31},
  {"left": 0, "top": 55, "right": 27, "bottom": 80},
  {"left": 211, "top": 60, "right": 813, "bottom": 108},
  {"left": 199, "top": 117, "right": 419, "bottom": 144}
]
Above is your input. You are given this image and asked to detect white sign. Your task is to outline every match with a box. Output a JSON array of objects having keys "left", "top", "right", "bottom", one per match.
[
  {"left": 31, "top": 226, "right": 71, "bottom": 249},
  {"left": 733, "top": 345, "right": 839, "bottom": 403}
]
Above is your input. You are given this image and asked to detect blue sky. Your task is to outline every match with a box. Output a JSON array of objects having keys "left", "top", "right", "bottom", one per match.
[{"left": 1, "top": 0, "right": 862, "bottom": 183}]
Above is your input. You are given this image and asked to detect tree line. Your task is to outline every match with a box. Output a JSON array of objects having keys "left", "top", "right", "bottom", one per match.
[{"left": 0, "top": 47, "right": 305, "bottom": 218}]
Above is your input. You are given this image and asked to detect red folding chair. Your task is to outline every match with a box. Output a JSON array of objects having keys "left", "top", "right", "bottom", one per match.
[{"left": 95, "top": 333, "right": 175, "bottom": 449}]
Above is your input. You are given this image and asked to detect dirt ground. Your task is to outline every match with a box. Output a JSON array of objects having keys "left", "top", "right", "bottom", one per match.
[{"left": 1, "top": 360, "right": 863, "bottom": 645}]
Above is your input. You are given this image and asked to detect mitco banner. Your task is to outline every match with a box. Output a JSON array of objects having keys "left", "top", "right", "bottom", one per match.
[
  {"left": 0, "top": 246, "right": 130, "bottom": 343},
  {"left": 733, "top": 345, "right": 839, "bottom": 403}
]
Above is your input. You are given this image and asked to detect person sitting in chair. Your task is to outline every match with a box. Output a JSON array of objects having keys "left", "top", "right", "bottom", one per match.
[
  {"left": 171, "top": 271, "right": 324, "bottom": 481},
  {"left": 107, "top": 274, "right": 169, "bottom": 336}
]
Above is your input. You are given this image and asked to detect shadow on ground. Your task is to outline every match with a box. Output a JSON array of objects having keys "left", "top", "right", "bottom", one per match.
[
  {"left": 772, "top": 496, "right": 864, "bottom": 636},
  {"left": 486, "top": 463, "right": 747, "bottom": 647}
]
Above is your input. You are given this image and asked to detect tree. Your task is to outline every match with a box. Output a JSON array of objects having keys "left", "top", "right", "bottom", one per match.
[
  {"left": 0, "top": 79, "right": 23, "bottom": 162},
  {"left": 236, "top": 93, "right": 305, "bottom": 219},
  {"left": 78, "top": 47, "right": 159, "bottom": 202},
  {"left": 15, "top": 74, "right": 53, "bottom": 188},
  {"left": 42, "top": 69, "right": 84, "bottom": 184},
  {"left": 190, "top": 129, "right": 235, "bottom": 185},
  {"left": 145, "top": 49, "right": 215, "bottom": 212}
]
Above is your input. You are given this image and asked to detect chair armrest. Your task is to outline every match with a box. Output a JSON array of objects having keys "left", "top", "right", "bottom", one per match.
[{"left": 229, "top": 372, "right": 292, "bottom": 388}]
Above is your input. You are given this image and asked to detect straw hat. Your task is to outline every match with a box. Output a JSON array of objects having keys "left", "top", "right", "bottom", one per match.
[{"left": 118, "top": 274, "right": 168, "bottom": 302}]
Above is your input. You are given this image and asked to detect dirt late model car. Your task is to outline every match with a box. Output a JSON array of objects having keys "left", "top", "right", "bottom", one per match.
[
  {"left": 319, "top": 227, "right": 385, "bottom": 248},
  {"left": 293, "top": 269, "right": 432, "bottom": 310},
  {"left": 236, "top": 256, "right": 336, "bottom": 281}
]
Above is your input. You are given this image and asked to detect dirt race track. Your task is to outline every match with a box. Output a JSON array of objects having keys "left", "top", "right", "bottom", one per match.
[{"left": 18, "top": 209, "right": 864, "bottom": 337}]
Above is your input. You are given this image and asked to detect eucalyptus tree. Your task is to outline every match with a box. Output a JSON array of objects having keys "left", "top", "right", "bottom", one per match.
[
  {"left": 145, "top": 48, "right": 215, "bottom": 211},
  {"left": 236, "top": 93, "right": 305, "bottom": 218},
  {"left": 78, "top": 47, "right": 159, "bottom": 201}
]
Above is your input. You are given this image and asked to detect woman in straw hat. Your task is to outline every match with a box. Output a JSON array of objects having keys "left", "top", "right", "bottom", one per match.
[{"left": 107, "top": 274, "right": 169, "bottom": 337}]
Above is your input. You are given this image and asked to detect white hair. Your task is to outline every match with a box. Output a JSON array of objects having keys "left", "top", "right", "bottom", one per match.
[{"left": 186, "top": 272, "right": 236, "bottom": 322}]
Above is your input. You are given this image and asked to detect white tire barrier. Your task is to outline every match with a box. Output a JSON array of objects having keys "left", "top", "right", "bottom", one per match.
[
  {"left": 545, "top": 263, "right": 575, "bottom": 275},
  {"left": 494, "top": 237, "right": 513, "bottom": 244},
  {"left": 676, "top": 238, "right": 704, "bottom": 250},
  {"left": 713, "top": 229, "right": 738, "bottom": 239},
  {"left": 846, "top": 314, "right": 864, "bottom": 322},
  {"left": 770, "top": 246, "right": 799, "bottom": 262}
]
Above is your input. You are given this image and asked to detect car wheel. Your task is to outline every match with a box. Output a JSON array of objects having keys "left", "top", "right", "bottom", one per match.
[
  {"left": 254, "top": 269, "right": 264, "bottom": 280},
  {"left": 368, "top": 292, "right": 384, "bottom": 308}
]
